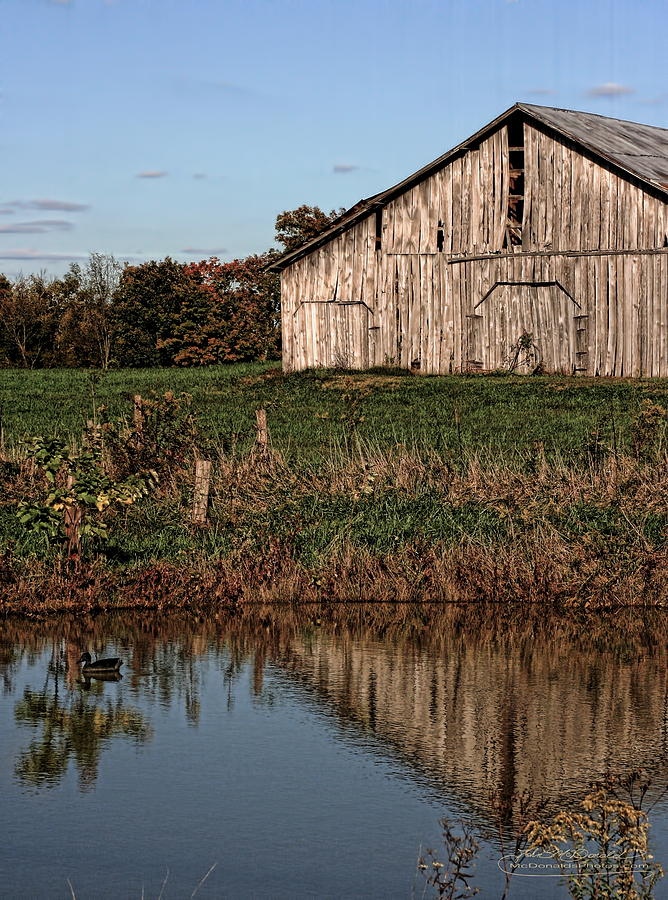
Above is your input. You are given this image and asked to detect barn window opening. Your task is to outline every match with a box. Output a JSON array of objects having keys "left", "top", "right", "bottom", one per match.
[
  {"left": 664, "top": 234, "right": 668, "bottom": 247},
  {"left": 504, "top": 118, "right": 525, "bottom": 248},
  {"left": 437, "top": 220, "right": 444, "bottom": 252},
  {"left": 375, "top": 209, "right": 383, "bottom": 251}
]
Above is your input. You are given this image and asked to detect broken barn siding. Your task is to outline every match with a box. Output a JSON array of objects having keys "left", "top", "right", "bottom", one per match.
[{"left": 277, "top": 104, "right": 668, "bottom": 376}]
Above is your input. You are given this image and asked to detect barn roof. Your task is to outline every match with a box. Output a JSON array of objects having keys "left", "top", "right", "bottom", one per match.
[{"left": 269, "top": 103, "right": 668, "bottom": 272}]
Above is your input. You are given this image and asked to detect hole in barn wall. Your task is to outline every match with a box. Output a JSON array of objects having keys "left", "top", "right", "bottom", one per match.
[
  {"left": 437, "top": 220, "right": 444, "bottom": 252},
  {"left": 375, "top": 209, "right": 383, "bottom": 251},
  {"left": 503, "top": 117, "right": 525, "bottom": 249}
]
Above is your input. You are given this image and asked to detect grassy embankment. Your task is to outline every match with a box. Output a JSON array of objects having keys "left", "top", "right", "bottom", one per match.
[{"left": 1, "top": 363, "right": 667, "bottom": 613}]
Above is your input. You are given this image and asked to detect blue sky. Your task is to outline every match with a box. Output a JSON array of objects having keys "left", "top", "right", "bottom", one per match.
[{"left": 1, "top": 0, "right": 666, "bottom": 275}]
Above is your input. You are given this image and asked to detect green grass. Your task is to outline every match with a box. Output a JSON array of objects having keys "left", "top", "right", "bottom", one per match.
[
  {"left": 2, "top": 364, "right": 667, "bottom": 596},
  {"left": 1, "top": 364, "right": 666, "bottom": 467}
]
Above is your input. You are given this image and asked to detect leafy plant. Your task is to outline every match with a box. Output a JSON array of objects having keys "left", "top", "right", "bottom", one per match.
[
  {"left": 504, "top": 330, "right": 542, "bottom": 374},
  {"left": 16, "top": 436, "right": 157, "bottom": 562}
]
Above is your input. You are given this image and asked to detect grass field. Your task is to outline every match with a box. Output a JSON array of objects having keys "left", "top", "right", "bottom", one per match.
[
  {"left": 1, "top": 365, "right": 667, "bottom": 611},
  {"left": 1, "top": 363, "right": 667, "bottom": 465}
]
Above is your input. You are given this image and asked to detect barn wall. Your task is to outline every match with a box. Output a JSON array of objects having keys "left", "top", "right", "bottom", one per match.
[
  {"left": 281, "top": 215, "right": 376, "bottom": 371},
  {"left": 281, "top": 118, "right": 668, "bottom": 376},
  {"left": 380, "top": 128, "right": 509, "bottom": 255},
  {"left": 523, "top": 122, "right": 668, "bottom": 252}
]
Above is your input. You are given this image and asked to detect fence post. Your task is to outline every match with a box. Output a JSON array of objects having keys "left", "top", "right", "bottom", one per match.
[
  {"left": 191, "top": 459, "right": 212, "bottom": 526},
  {"left": 133, "top": 395, "right": 144, "bottom": 434},
  {"left": 63, "top": 474, "right": 82, "bottom": 567},
  {"left": 255, "top": 409, "right": 268, "bottom": 453}
]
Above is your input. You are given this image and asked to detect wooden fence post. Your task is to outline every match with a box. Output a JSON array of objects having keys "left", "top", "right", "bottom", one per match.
[
  {"left": 133, "top": 394, "right": 144, "bottom": 434},
  {"left": 63, "top": 474, "right": 82, "bottom": 567},
  {"left": 191, "top": 459, "right": 212, "bottom": 526},
  {"left": 255, "top": 409, "right": 268, "bottom": 453}
]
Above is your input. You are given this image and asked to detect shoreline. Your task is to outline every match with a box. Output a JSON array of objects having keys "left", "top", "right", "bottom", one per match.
[{"left": 3, "top": 536, "right": 667, "bottom": 618}]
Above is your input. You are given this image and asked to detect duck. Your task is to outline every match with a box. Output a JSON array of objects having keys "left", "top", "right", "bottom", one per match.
[{"left": 78, "top": 652, "right": 123, "bottom": 674}]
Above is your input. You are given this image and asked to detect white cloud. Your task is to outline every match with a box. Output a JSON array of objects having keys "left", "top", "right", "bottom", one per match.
[
  {"left": 587, "top": 82, "right": 634, "bottom": 98},
  {"left": 333, "top": 164, "right": 359, "bottom": 174},
  {"left": 638, "top": 93, "right": 668, "bottom": 106},
  {"left": 137, "top": 170, "right": 168, "bottom": 178},
  {"left": 31, "top": 199, "right": 89, "bottom": 212}
]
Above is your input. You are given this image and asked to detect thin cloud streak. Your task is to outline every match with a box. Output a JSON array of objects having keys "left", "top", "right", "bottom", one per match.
[
  {"left": 3, "top": 199, "right": 89, "bottom": 212},
  {"left": 0, "top": 248, "right": 141, "bottom": 262},
  {"left": 31, "top": 199, "right": 89, "bottom": 212},
  {"left": 137, "top": 171, "right": 168, "bottom": 178},
  {"left": 333, "top": 164, "right": 359, "bottom": 174},
  {"left": 0, "top": 219, "right": 73, "bottom": 234},
  {"left": 180, "top": 247, "right": 227, "bottom": 255},
  {"left": 638, "top": 94, "right": 667, "bottom": 106},
  {"left": 0, "top": 248, "right": 88, "bottom": 261}
]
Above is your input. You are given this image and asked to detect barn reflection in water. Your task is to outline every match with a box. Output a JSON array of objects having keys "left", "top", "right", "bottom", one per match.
[{"left": 4, "top": 605, "right": 668, "bottom": 827}]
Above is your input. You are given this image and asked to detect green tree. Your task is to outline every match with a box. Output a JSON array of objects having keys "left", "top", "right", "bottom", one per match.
[
  {"left": 274, "top": 204, "right": 343, "bottom": 252},
  {"left": 110, "top": 257, "right": 206, "bottom": 367},
  {"left": 56, "top": 254, "right": 122, "bottom": 368}
]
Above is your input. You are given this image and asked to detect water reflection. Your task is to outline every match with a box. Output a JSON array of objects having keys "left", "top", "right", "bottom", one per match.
[
  {"left": 272, "top": 608, "right": 668, "bottom": 830},
  {"left": 3, "top": 605, "right": 668, "bottom": 822},
  {"left": 12, "top": 647, "right": 151, "bottom": 790}
]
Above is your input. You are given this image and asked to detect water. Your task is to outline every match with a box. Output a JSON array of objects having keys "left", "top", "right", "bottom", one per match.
[{"left": 1, "top": 605, "right": 667, "bottom": 899}]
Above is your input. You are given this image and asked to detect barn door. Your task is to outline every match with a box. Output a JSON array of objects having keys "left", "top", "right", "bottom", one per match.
[
  {"left": 328, "top": 301, "right": 371, "bottom": 369},
  {"left": 293, "top": 300, "right": 372, "bottom": 369},
  {"left": 472, "top": 281, "right": 581, "bottom": 373}
]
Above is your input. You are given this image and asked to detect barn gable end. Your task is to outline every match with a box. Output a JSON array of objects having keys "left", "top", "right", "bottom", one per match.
[{"left": 276, "top": 104, "right": 668, "bottom": 377}]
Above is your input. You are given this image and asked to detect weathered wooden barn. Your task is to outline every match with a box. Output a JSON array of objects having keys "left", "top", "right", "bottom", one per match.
[{"left": 272, "top": 103, "right": 668, "bottom": 376}]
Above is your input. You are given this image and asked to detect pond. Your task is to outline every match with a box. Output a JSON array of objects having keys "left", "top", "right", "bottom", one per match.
[{"left": 1, "top": 604, "right": 667, "bottom": 898}]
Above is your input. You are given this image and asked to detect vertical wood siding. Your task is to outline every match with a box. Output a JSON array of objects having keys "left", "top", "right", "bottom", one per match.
[{"left": 281, "top": 120, "right": 668, "bottom": 376}]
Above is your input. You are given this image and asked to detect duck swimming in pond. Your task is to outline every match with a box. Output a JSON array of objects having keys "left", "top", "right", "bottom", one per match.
[{"left": 78, "top": 652, "right": 123, "bottom": 674}]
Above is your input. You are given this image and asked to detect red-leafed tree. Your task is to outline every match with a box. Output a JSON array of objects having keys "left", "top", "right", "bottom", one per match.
[{"left": 181, "top": 252, "right": 280, "bottom": 365}]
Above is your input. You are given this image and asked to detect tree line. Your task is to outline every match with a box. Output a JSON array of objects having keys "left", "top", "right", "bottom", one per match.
[{"left": 0, "top": 205, "right": 339, "bottom": 368}]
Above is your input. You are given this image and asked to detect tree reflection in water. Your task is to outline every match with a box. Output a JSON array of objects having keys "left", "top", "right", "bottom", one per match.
[
  {"left": 13, "top": 649, "right": 151, "bottom": 790},
  {"left": 4, "top": 604, "right": 668, "bottom": 820}
]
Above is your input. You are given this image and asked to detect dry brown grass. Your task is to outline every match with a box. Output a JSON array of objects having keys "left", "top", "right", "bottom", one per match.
[
  {"left": 2, "top": 529, "right": 666, "bottom": 618},
  {"left": 3, "top": 427, "right": 667, "bottom": 616}
]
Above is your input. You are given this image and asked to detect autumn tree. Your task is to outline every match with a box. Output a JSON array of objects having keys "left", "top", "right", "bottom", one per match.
[
  {"left": 182, "top": 252, "right": 280, "bottom": 364},
  {"left": 56, "top": 254, "right": 122, "bottom": 368},
  {"left": 0, "top": 203, "right": 345, "bottom": 368},
  {"left": 83, "top": 252, "right": 122, "bottom": 369},
  {"left": 274, "top": 204, "right": 343, "bottom": 252},
  {"left": 0, "top": 273, "right": 63, "bottom": 368}
]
